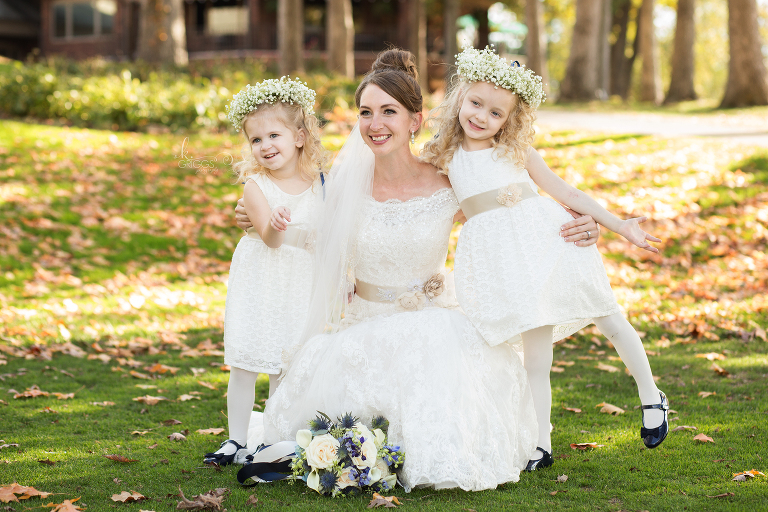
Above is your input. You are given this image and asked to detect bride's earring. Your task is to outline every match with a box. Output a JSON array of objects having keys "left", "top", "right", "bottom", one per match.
[{"left": 410, "top": 131, "right": 415, "bottom": 145}]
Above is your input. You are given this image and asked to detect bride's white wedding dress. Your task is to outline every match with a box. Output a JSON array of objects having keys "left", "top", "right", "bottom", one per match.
[{"left": 257, "top": 187, "right": 538, "bottom": 491}]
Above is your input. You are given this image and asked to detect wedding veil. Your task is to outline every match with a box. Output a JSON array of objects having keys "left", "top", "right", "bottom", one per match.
[{"left": 299, "top": 123, "right": 375, "bottom": 344}]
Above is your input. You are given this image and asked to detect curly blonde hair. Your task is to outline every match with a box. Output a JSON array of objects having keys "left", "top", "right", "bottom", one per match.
[
  {"left": 233, "top": 102, "right": 327, "bottom": 185},
  {"left": 421, "top": 79, "right": 537, "bottom": 174}
]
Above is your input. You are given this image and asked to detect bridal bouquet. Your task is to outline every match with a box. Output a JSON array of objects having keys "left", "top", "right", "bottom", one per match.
[{"left": 290, "top": 412, "right": 405, "bottom": 497}]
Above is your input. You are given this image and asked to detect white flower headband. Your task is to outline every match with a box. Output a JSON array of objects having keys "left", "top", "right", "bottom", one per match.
[
  {"left": 226, "top": 76, "right": 316, "bottom": 131},
  {"left": 455, "top": 47, "right": 546, "bottom": 110}
]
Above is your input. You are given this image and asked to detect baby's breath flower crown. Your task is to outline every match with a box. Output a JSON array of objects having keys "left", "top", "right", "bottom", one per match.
[
  {"left": 226, "top": 76, "right": 316, "bottom": 131},
  {"left": 456, "top": 47, "right": 546, "bottom": 109}
]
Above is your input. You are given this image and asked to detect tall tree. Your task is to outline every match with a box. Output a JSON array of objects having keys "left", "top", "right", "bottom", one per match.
[
  {"left": 444, "top": 0, "right": 460, "bottom": 79},
  {"left": 408, "top": 0, "right": 428, "bottom": 91},
  {"left": 664, "top": 0, "right": 697, "bottom": 103},
  {"left": 136, "top": 0, "right": 188, "bottom": 65},
  {"left": 525, "top": 0, "right": 549, "bottom": 96},
  {"left": 279, "top": 0, "right": 304, "bottom": 75},
  {"left": 638, "top": 0, "right": 661, "bottom": 103},
  {"left": 559, "top": 0, "right": 602, "bottom": 101},
  {"left": 327, "top": 0, "right": 354, "bottom": 78},
  {"left": 596, "top": 0, "right": 611, "bottom": 99},
  {"left": 720, "top": 0, "right": 768, "bottom": 107},
  {"left": 609, "top": 0, "right": 640, "bottom": 99}
]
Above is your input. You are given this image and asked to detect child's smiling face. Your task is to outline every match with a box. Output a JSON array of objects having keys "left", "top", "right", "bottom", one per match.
[
  {"left": 243, "top": 111, "right": 305, "bottom": 172},
  {"left": 458, "top": 81, "right": 518, "bottom": 151}
]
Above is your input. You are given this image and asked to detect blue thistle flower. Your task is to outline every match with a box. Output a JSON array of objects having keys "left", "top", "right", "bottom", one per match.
[
  {"left": 371, "top": 416, "right": 389, "bottom": 433},
  {"left": 318, "top": 470, "right": 338, "bottom": 495},
  {"left": 308, "top": 411, "right": 333, "bottom": 433},
  {"left": 337, "top": 412, "right": 359, "bottom": 429}
]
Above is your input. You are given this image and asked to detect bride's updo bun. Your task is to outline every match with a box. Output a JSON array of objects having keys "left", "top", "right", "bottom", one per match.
[{"left": 355, "top": 48, "right": 423, "bottom": 116}]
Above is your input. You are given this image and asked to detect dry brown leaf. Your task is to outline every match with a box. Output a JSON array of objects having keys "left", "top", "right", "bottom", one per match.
[
  {"left": 551, "top": 366, "right": 565, "bottom": 373},
  {"left": 45, "top": 498, "right": 84, "bottom": 511},
  {"left": 14, "top": 385, "right": 49, "bottom": 399},
  {"left": 91, "top": 401, "right": 115, "bottom": 406},
  {"left": 696, "top": 352, "right": 725, "bottom": 361},
  {"left": 732, "top": 469, "right": 765, "bottom": 481},
  {"left": 596, "top": 402, "right": 625, "bottom": 415},
  {"left": 711, "top": 363, "right": 730, "bottom": 377},
  {"left": 51, "top": 392, "right": 75, "bottom": 400},
  {"left": 132, "top": 395, "right": 167, "bottom": 406},
  {"left": 104, "top": 454, "right": 138, "bottom": 463},
  {"left": 554, "top": 360, "right": 575, "bottom": 367},
  {"left": 196, "top": 428, "right": 225, "bottom": 436},
  {"left": 145, "top": 363, "right": 179, "bottom": 375},
  {"left": 671, "top": 426, "right": 698, "bottom": 432},
  {"left": 176, "top": 487, "right": 228, "bottom": 510},
  {"left": 162, "top": 419, "right": 182, "bottom": 426},
  {"left": 168, "top": 432, "right": 187, "bottom": 441},
  {"left": 131, "top": 430, "right": 151, "bottom": 436},
  {"left": 556, "top": 474, "right": 568, "bottom": 482},
  {"left": 0, "top": 482, "right": 52, "bottom": 503},
  {"left": 693, "top": 433, "right": 715, "bottom": 443},
  {"left": 38, "top": 459, "right": 55, "bottom": 466},
  {"left": 130, "top": 370, "right": 152, "bottom": 380},
  {"left": 368, "top": 492, "right": 402, "bottom": 508},
  {"left": 570, "top": 442, "right": 603, "bottom": 450},
  {"left": 197, "top": 380, "right": 217, "bottom": 390},
  {"left": 563, "top": 407, "right": 582, "bottom": 413},
  {"left": 698, "top": 391, "right": 716, "bottom": 398},
  {"left": 111, "top": 491, "right": 146, "bottom": 503},
  {"left": 706, "top": 493, "right": 734, "bottom": 498},
  {"left": 178, "top": 394, "right": 200, "bottom": 402},
  {"left": 596, "top": 363, "right": 621, "bottom": 373},
  {"left": 245, "top": 494, "right": 259, "bottom": 506}
]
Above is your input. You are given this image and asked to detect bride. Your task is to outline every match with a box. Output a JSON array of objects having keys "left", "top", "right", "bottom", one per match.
[{"left": 236, "top": 49, "right": 600, "bottom": 491}]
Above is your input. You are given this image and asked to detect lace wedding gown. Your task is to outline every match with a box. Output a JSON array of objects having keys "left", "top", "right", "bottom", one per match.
[{"left": 259, "top": 188, "right": 538, "bottom": 492}]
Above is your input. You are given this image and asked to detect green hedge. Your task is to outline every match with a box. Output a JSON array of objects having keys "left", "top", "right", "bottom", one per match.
[{"left": 0, "top": 57, "right": 359, "bottom": 132}]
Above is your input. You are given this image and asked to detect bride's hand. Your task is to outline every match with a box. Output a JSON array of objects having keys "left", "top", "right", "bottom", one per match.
[
  {"left": 560, "top": 208, "right": 600, "bottom": 247},
  {"left": 235, "top": 197, "right": 253, "bottom": 230},
  {"left": 618, "top": 217, "right": 661, "bottom": 253}
]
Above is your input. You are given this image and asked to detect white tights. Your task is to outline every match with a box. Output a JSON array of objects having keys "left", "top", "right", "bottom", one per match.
[
  {"left": 522, "top": 312, "right": 661, "bottom": 459},
  {"left": 214, "top": 367, "right": 278, "bottom": 455}
]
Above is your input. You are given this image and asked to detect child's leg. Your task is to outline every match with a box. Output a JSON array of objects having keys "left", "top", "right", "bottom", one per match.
[
  {"left": 215, "top": 367, "right": 258, "bottom": 455},
  {"left": 268, "top": 373, "right": 280, "bottom": 398},
  {"left": 522, "top": 325, "right": 555, "bottom": 459},
  {"left": 593, "top": 313, "right": 663, "bottom": 427}
]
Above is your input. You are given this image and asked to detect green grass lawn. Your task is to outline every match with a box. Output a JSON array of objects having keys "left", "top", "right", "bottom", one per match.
[{"left": 1, "top": 119, "right": 767, "bottom": 511}]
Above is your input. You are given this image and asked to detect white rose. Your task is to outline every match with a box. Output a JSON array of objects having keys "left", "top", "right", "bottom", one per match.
[
  {"left": 374, "top": 457, "right": 390, "bottom": 477},
  {"left": 351, "top": 437, "right": 378, "bottom": 469},
  {"left": 337, "top": 466, "right": 357, "bottom": 489},
  {"left": 296, "top": 429, "right": 312, "bottom": 450},
  {"left": 305, "top": 433, "right": 339, "bottom": 470},
  {"left": 373, "top": 428, "right": 386, "bottom": 449}
]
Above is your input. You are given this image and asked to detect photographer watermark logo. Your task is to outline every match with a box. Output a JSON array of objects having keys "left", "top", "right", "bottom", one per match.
[{"left": 176, "top": 138, "right": 233, "bottom": 174}]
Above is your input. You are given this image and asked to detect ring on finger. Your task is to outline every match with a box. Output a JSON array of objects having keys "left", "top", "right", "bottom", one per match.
[{"left": 586, "top": 230, "right": 591, "bottom": 240}]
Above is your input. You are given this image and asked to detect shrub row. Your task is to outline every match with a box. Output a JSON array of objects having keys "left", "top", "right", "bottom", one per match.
[{"left": 0, "top": 57, "right": 359, "bottom": 132}]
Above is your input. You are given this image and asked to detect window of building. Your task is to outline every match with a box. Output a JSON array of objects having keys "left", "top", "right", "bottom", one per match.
[
  {"left": 206, "top": 0, "right": 248, "bottom": 36},
  {"left": 52, "top": 0, "right": 116, "bottom": 39}
]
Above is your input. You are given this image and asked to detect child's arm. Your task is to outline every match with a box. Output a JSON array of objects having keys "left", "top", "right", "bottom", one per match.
[
  {"left": 526, "top": 148, "right": 661, "bottom": 254},
  {"left": 243, "top": 180, "right": 289, "bottom": 249}
]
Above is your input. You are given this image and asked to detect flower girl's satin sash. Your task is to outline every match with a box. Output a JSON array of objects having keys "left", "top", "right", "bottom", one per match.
[
  {"left": 247, "top": 226, "right": 314, "bottom": 251},
  {"left": 460, "top": 181, "right": 538, "bottom": 220}
]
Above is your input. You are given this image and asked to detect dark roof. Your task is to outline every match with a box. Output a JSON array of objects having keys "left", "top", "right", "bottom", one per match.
[{"left": 0, "top": 0, "right": 40, "bottom": 23}]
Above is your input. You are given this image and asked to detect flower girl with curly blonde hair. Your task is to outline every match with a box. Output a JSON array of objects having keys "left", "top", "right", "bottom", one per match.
[
  {"left": 204, "top": 77, "right": 327, "bottom": 466},
  {"left": 422, "top": 48, "right": 669, "bottom": 471}
]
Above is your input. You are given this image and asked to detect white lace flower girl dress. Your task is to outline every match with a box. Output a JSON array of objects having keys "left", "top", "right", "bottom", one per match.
[
  {"left": 223, "top": 173, "right": 323, "bottom": 374},
  {"left": 449, "top": 146, "right": 621, "bottom": 347}
]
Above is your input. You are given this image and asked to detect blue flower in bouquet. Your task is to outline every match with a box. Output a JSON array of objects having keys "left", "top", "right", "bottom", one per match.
[
  {"left": 371, "top": 415, "right": 390, "bottom": 433},
  {"left": 308, "top": 412, "right": 333, "bottom": 434},
  {"left": 337, "top": 412, "right": 359, "bottom": 430},
  {"left": 318, "top": 469, "right": 339, "bottom": 495}
]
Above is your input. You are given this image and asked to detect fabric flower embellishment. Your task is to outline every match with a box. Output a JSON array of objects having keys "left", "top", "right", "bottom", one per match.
[
  {"left": 423, "top": 273, "right": 446, "bottom": 299},
  {"left": 497, "top": 183, "right": 523, "bottom": 207},
  {"left": 397, "top": 290, "right": 426, "bottom": 311}
]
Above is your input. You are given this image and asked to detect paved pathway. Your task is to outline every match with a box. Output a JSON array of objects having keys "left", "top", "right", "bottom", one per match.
[{"left": 536, "top": 109, "right": 768, "bottom": 147}]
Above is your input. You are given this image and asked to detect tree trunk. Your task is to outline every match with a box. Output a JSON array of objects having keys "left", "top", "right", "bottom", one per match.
[
  {"left": 559, "top": 0, "right": 602, "bottom": 101},
  {"left": 474, "top": 9, "right": 489, "bottom": 49},
  {"left": 596, "top": 0, "right": 611, "bottom": 99},
  {"left": 443, "top": 0, "right": 460, "bottom": 80},
  {"left": 609, "top": 0, "right": 633, "bottom": 98},
  {"left": 136, "top": 0, "right": 188, "bottom": 65},
  {"left": 664, "top": 0, "right": 697, "bottom": 103},
  {"left": 720, "top": 0, "right": 768, "bottom": 107},
  {"left": 525, "top": 0, "right": 549, "bottom": 96},
  {"left": 327, "top": 0, "right": 354, "bottom": 78},
  {"left": 408, "top": 0, "right": 428, "bottom": 91},
  {"left": 638, "top": 0, "right": 661, "bottom": 103},
  {"left": 279, "top": 0, "right": 304, "bottom": 75}
]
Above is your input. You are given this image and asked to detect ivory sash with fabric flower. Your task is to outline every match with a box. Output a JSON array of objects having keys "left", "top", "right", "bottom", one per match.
[
  {"left": 460, "top": 181, "right": 538, "bottom": 220},
  {"left": 355, "top": 273, "right": 446, "bottom": 311},
  {"left": 247, "top": 226, "right": 315, "bottom": 252}
]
